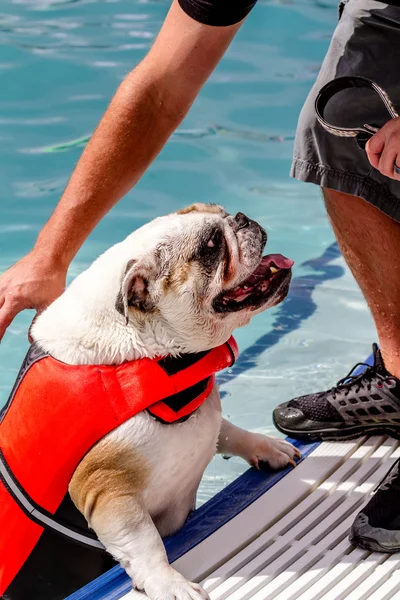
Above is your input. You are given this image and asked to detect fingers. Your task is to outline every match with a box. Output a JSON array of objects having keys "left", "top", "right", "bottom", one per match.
[
  {"left": 366, "top": 130, "right": 385, "bottom": 170},
  {"left": 378, "top": 146, "right": 398, "bottom": 178},
  {"left": 0, "top": 253, "right": 67, "bottom": 342},
  {"left": 365, "top": 118, "right": 400, "bottom": 181},
  {"left": 0, "top": 299, "right": 19, "bottom": 341}
]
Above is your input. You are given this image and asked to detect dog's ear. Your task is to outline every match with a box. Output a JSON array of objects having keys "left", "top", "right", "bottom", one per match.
[{"left": 115, "top": 259, "right": 156, "bottom": 324}]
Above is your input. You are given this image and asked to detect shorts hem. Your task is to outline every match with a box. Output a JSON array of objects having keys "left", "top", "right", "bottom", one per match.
[{"left": 291, "top": 158, "right": 400, "bottom": 223}]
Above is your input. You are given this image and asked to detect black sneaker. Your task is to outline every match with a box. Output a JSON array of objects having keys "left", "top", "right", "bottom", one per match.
[
  {"left": 350, "top": 458, "right": 400, "bottom": 552},
  {"left": 273, "top": 344, "right": 400, "bottom": 441}
]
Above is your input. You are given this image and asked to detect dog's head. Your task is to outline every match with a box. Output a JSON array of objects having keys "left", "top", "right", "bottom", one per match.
[{"left": 114, "top": 203, "right": 293, "bottom": 352}]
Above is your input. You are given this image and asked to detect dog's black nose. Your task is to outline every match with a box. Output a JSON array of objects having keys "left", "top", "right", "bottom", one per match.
[{"left": 234, "top": 212, "right": 250, "bottom": 230}]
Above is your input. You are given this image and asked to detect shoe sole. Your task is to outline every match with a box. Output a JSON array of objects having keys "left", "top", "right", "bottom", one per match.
[
  {"left": 349, "top": 532, "right": 400, "bottom": 553},
  {"left": 272, "top": 415, "right": 400, "bottom": 442}
]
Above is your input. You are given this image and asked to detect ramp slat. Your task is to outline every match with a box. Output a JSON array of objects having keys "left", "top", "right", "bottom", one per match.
[
  {"left": 98, "top": 437, "right": 400, "bottom": 600},
  {"left": 200, "top": 438, "right": 398, "bottom": 600},
  {"left": 344, "top": 556, "right": 400, "bottom": 600}
]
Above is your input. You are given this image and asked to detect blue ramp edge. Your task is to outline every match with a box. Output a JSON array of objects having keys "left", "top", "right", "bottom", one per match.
[
  {"left": 67, "top": 351, "right": 374, "bottom": 600},
  {"left": 66, "top": 438, "right": 319, "bottom": 600}
]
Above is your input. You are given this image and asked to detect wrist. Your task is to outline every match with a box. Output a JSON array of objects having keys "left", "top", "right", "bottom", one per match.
[
  {"left": 32, "top": 214, "right": 84, "bottom": 271},
  {"left": 29, "top": 244, "right": 71, "bottom": 273}
]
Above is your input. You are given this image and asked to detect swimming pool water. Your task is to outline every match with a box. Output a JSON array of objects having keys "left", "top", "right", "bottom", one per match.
[{"left": 0, "top": 0, "right": 376, "bottom": 504}]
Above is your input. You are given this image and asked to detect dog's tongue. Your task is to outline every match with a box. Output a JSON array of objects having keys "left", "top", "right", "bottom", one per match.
[{"left": 264, "top": 254, "right": 294, "bottom": 269}]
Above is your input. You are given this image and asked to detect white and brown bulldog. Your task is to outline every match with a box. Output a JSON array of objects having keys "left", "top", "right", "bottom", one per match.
[{"left": 32, "top": 203, "right": 299, "bottom": 600}]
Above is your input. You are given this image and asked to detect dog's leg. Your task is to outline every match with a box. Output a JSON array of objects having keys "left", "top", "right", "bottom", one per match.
[
  {"left": 217, "top": 419, "right": 301, "bottom": 469},
  {"left": 91, "top": 498, "right": 207, "bottom": 600},
  {"left": 69, "top": 441, "right": 209, "bottom": 600}
]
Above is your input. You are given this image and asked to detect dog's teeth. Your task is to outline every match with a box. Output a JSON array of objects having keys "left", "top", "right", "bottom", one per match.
[
  {"left": 243, "top": 285, "right": 249, "bottom": 289},
  {"left": 270, "top": 266, "right": 279, "bottom": 274}
]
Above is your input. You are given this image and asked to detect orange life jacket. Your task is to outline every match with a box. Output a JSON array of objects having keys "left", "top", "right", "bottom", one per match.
[{"left": 0, "top": 337, "right": 238, "bottom": 599}]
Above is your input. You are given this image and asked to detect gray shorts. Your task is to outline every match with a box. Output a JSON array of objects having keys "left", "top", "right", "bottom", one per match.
[{"left": 292, "top": 0, "right": 400, "bottom": 222}]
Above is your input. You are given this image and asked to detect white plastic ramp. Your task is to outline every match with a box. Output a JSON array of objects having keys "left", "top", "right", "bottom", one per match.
[{"left": 117, "top": 435, "right": 400, "bottom": 600}]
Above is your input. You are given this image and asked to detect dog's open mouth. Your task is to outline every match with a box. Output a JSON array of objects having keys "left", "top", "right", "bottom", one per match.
[{"left": 213, "top": 254, "right": 293, "bottom": 313}]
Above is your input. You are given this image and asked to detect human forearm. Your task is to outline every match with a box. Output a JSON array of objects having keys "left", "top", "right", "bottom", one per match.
[
  {"left": 0, "top": 0, "right": 245, "bottom": 339},
  {"left": 33, "top": 1, "right": 242, "bottom": 266},
  {"left": 33, "top": 68, "right": 189, "bottom": 266}
]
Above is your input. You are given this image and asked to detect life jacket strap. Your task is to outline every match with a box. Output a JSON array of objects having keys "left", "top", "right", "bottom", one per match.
[{"left": 0, "top": 449, "right": 104, "bottom": 550}]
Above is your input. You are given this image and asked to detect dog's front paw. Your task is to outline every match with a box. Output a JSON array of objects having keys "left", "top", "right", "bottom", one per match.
[
  {"left": 244, "top": 433, "right": 301, "bottom": 470},
  {"left": 143, "top": 567, "right": 209, "bottom": 600}
]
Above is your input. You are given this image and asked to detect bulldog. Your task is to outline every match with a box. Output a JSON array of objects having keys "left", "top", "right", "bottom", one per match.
[{"left": 29, "top": 203, "right": 299, "bottom": 600}]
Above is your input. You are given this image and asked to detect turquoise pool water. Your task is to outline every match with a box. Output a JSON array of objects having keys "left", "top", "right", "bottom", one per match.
[{"left": 0, "top": 0, "right": 376, "bottom": 504}]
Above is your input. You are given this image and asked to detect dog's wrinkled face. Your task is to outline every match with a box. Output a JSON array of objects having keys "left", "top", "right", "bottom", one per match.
[{"left": 116, "top": 204, "right": 293, "bottom": 351}]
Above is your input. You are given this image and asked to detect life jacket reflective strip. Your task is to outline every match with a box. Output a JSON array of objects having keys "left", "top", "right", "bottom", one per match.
[{"left": 0, "top": 337, "right": 238, "bottom": 595}]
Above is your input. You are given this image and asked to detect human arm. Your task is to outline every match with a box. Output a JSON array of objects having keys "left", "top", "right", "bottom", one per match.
[{"left": 0, "top": 0, "right": 251, "bottom": 339}]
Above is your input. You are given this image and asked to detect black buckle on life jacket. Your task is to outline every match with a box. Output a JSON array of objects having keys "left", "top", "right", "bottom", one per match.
[
  {"left": 147, "top": 376, "right": 212, "bottom": 424},
  {"left": 149, "top": 339, "right": 236, "bottom": 424}
]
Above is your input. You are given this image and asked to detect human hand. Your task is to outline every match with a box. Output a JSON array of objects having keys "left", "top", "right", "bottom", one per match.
[
  {"left": 0, "top": 252, "right": 67, "bottom": 341},
  {"left": 366, "top": 116, "right": 400, "bottom": 180}
]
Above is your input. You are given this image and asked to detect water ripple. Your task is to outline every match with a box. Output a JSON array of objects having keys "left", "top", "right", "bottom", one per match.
[
  {"left": 23, "top": 125, "right": 295, "bottom": 155},
  {"left": 0, "top": 224, "right": 35, "bottom": 233},
  {"left": 0, "top": 116, "right": 65, "bottom": 125},
  {"left": 13, "top": 178, "right": 67, "bottom": 197},
  {"left": 22, "top": 135, "right": 90, "bottom": 154}
]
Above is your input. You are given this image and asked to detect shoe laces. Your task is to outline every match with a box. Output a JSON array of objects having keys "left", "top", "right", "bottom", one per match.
[{"left": 330, "top": 362, "right": 389, "bottom": 399}]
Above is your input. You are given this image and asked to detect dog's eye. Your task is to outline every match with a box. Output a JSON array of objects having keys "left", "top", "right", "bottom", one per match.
[{"left": 206, "top": 229, "right": 222, "bottom": 250}]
